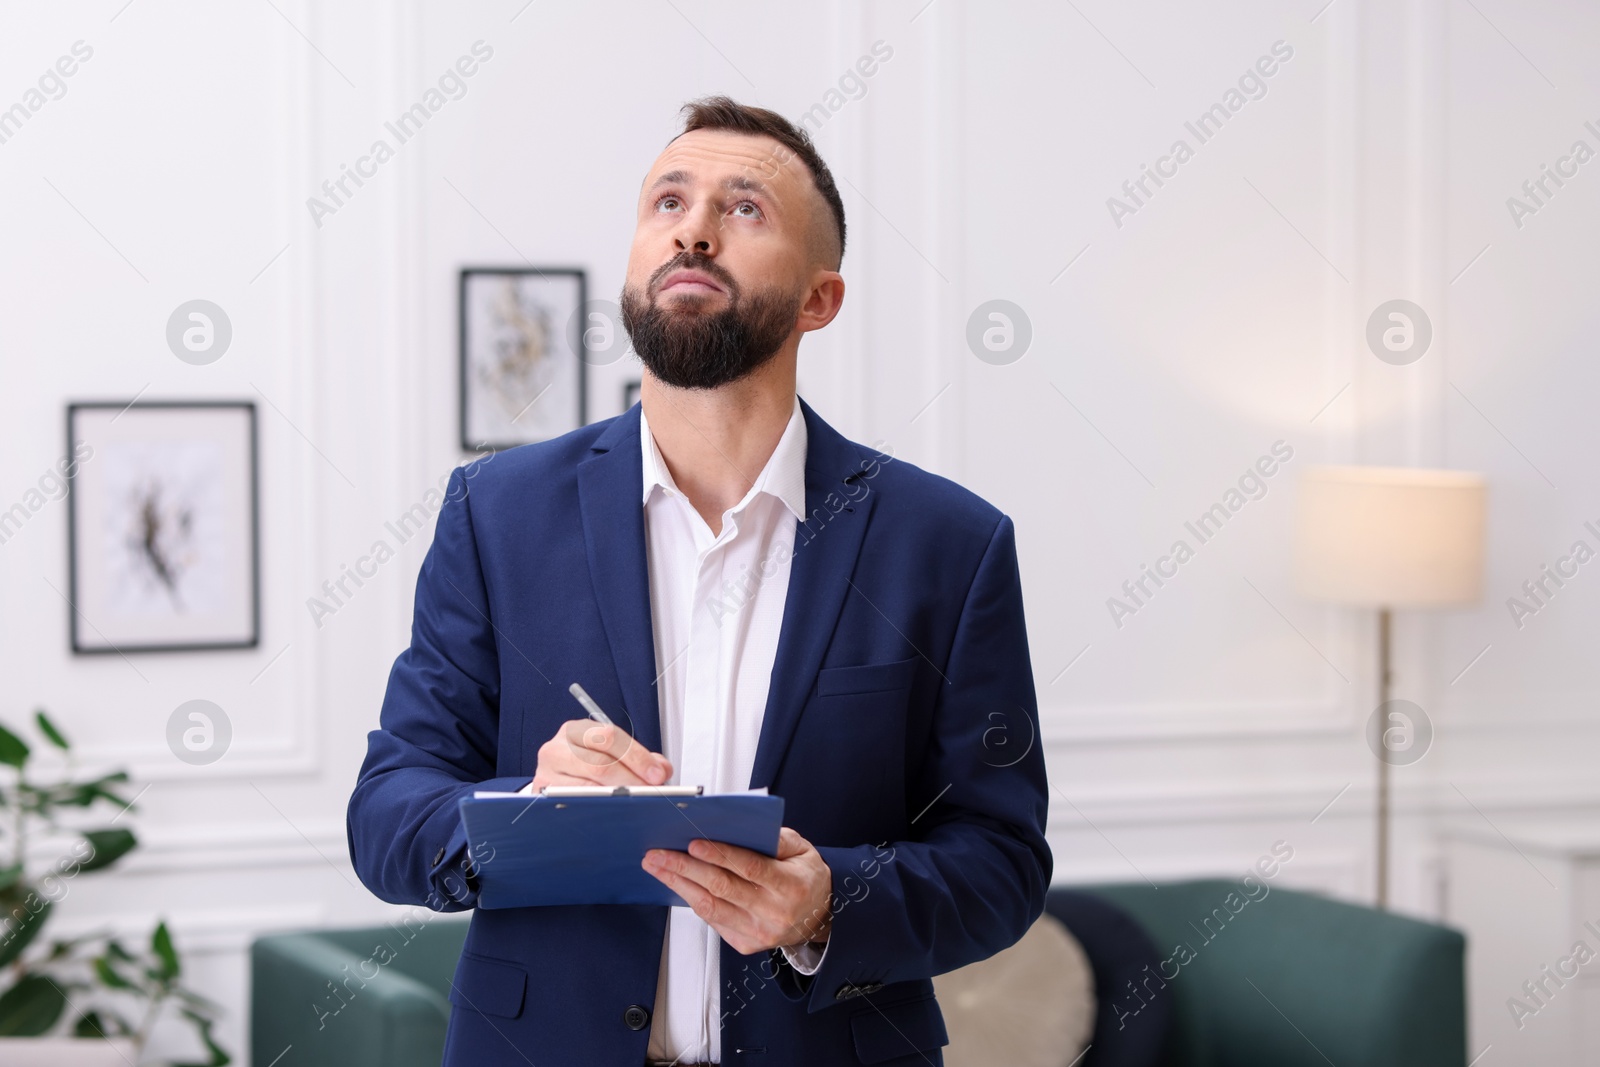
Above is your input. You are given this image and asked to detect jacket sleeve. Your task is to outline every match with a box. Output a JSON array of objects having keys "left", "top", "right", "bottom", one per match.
[
  {"left": 346, "top": 466, "right": 531, "bottom": 912},
  {"left": 774, "top": 513, "right": 1053, "bottom": 1010}
]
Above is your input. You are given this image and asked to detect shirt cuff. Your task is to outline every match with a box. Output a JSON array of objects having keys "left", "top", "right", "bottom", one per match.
[{"left": 780, "top": 938, "right": 829, "bottom": 975}]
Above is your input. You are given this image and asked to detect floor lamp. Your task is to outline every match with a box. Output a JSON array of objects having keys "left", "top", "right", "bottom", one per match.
[{"left": 1293, "top": 466, "right": 1486, "bottom": 909}]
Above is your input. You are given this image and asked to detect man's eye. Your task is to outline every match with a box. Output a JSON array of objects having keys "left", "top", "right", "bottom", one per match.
[
  {"left": 656, "top": 195, "right": 682, "bottom": 212},
  {"left": 732, "top": 200, "right": 761, "bottom": 218}
]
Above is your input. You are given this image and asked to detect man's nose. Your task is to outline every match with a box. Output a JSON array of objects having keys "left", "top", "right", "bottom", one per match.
[{"left": 672, "top": 202, "right": 720, "bottom": 257}]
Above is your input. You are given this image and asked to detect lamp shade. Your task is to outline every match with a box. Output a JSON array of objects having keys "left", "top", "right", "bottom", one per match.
[{"left": 1293, "top": 466, "right": 1487, "bottom": 608}]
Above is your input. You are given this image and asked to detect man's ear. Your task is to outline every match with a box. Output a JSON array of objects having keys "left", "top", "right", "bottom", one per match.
[{"left": 797, "top": 273, "right": 845, "bottom": 334}]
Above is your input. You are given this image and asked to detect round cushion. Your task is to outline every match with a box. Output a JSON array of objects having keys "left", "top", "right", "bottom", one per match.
[{"left": 934, "top": 912, "right": 1096, "bottom": 1067}]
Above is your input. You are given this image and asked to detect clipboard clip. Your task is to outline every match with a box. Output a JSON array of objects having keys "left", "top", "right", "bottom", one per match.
[{"left": 538, "top": 784, "right": 705, "bottom": 797}]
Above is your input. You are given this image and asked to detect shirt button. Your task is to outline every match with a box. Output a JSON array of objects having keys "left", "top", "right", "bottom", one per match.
[{"left": 623, "top": 1004, "right": 650, "bottom": 1030}]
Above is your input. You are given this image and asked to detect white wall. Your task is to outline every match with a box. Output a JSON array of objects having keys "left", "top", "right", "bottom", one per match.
[{"left": 1, "top": 0, "right": 1596, "bottom": 1062}]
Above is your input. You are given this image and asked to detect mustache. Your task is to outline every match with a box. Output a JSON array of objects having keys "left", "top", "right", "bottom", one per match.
[{"left": 649, "top": 253, "right": 738, "bottom": 296}]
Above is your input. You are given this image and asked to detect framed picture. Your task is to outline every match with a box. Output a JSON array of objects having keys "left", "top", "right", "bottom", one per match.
[
  {"left": 622, "top": 379, "right": 641, "bottom": 412},
  {"left": 66, "top": 401, "right": 259, "bottom": 654},
  {"left": 459, "top": 267, "right": 587, "bottom": 451}
]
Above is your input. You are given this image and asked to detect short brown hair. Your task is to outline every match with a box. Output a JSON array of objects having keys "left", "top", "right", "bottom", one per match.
[{"left": 676, "top": 95, "right": 847, "bottom": 269}]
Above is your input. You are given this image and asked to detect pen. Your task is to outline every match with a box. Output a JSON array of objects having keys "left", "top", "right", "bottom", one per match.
[{"left": 568, "top": 682, "right": 615, "bottom": 728}]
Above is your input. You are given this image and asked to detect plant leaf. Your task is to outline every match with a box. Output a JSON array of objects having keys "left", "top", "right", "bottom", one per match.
[
  {"left": 82, "top": 777, "right": 134, "bottom": 812},
  {"left": 44, "top": 939, "right": 77, "bottom": 961},
  {"left": 34, "top": 710, "right": 70, "bottom": 751},
  {"left": 43, "top": 773, "right": 132, "bottom": 811},
  {"left": 78, "top": 828, "right": 138, "bottom": 873},
  {"left": 0, "top": 722, "right": 29, "bottom": 769},
  {"left": 78, "top": 1007, "right": 134, "bottom": 1038},
  {"left": 0, "top": 864, "right": 22, "bottom": 892},
  {"left": 152, "top": 920, "right": 179, "bottom": 980},
  {"left": 92, "top": 956, "right": 136, "bottom": 991},
  {"left": 176, "top": 987, "right": 224, "bottom": 1013},
  {"left": 0, "top": 973, "right": 68, "bottom": 1036},
  {"left": 203, "top": 1029, "right": 233, "bottom": 1065},
  {"left": 173, "top": 1011, "right": 231, "bottom": 1066},
  {"left": 0, "top": 891, "right": 51, "bottom": 969}
]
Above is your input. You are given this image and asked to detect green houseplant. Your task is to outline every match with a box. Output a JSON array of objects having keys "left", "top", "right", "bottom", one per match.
[{"left": 0, "top": 710, "right": 228, "bottom": 1065}]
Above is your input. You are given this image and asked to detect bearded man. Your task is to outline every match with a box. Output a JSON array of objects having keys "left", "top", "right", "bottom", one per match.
[{"left": 348, "top": 95, "right": 1051, "bottom": 1067}]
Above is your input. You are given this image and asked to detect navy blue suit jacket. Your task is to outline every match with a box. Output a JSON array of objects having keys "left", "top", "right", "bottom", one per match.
[{"left": 347, "top": 398, "right": 1052, "bottom": 1066}]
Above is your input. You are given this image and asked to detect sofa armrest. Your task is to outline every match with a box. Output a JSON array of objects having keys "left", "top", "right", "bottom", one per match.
[
  {"left": 1083, "top": 880, "right": 1466, "bottom": 1067},
  {"left": 251, "top": 933, "right": 452, "bottom": 1067}
]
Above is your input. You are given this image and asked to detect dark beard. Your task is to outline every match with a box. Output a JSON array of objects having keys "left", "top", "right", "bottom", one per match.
[{"left": 620, "top": 256, "right": 801, "bottom": 390}]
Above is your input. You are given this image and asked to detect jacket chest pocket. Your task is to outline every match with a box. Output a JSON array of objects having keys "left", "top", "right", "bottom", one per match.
[
  {"left": 816, "top": 654, "right": 921, "bottom": 699},
  {"left": 804, "top": 656, "right": 922, "bottom": 832}
]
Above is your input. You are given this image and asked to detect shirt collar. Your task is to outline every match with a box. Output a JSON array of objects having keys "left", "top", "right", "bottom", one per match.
[{"left": 640, "top": 395, "right": 808, "bottom": 522}]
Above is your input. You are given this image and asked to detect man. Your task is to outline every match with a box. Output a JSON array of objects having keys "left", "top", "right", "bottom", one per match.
[{"left": 348, "top": 96, "right": 1051, "bottom": 1066}]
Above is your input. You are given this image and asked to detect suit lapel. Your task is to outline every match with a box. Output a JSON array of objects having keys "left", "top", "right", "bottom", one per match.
[
  {"left": 575, "top": 405, "right": 663, "bottom": 753},
  {"left": 575, "top": 398, "right": 878, "bottom": 784},
  {"left": 748, "top": 398, "right": 878, "bottom": 790}
]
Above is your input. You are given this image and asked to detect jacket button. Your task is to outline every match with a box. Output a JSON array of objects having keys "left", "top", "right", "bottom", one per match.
[
  {"left": 432, "top": 847, "right": 446, "bottom": 866},
  {"left": 623, "top": 1004, "right": 650, "bottom": 1030}
]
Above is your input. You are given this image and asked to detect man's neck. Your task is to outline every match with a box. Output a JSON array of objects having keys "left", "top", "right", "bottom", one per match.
[{"left": 641, "top": 356, "right": 797, "bottom": 537}]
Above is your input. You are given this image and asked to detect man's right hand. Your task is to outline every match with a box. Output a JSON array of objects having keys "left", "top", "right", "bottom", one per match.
[{"left": 527, "top": 720, "right": 673, "bottom": 793}]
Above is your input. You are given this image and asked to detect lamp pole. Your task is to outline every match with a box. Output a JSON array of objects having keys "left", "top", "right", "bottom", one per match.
[{"left": 1376, "top": 606, "right": 1392, "bottom": 910}]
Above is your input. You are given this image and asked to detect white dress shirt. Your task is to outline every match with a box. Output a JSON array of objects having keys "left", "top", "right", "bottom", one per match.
[{"left": 639, "top": 397, "right": 828, "bottom": 1064}]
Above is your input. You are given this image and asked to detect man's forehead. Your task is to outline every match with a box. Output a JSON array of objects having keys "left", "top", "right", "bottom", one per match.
[{"left": 643, "top": 129, "right": 803, "bottom": 196}]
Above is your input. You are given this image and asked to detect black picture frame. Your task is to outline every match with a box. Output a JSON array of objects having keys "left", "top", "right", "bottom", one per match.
[
  {"left": 458, "top": 267, "right": 588, "bottom": 452},
  {"left": 65, "top": 400, "right": 260, "bottom": 655}
]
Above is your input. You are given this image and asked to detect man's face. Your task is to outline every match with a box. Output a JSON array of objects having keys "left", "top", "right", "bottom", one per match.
[{"left": 621, "top": 128, "right": 831, "bottom": 390}]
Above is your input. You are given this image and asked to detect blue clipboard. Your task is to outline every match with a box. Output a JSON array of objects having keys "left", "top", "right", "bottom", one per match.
[{"left": 457, "top": 789, "right": 786, "bottom": 909}]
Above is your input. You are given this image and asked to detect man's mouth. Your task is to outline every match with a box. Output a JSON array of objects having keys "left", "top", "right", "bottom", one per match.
[{"left": 658, "top": 268, "right": 727, "bottom": 296}]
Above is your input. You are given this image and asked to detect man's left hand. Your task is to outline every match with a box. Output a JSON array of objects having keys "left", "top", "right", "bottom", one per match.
[{"left": 642, "top": 827, "right": 832, "bottom": 956}]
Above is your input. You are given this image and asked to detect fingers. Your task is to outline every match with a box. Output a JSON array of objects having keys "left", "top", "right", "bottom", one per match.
[
  {"left": 641, "top": 837, "right": 833, "bottom": 956},
  {"left": 644, "top": 861, "right": 734, "bottom": 932},
  {"left": 643, "top": 848, "right": 759, "bottom": 909},
  {"left": 775, "top": 827, "right": 810, "bottom": 861},
  {"left": 551, "top": 720, "right": 672, "bottom": 786},
  {"left": 642, "top": 847, "right": 812, "bottom": 956},
  {"left": 642, "top": 850, "right": 769, "bottom": 954},
  {"left": 688, "top": 839, "right": 771, "bottom": 884}
]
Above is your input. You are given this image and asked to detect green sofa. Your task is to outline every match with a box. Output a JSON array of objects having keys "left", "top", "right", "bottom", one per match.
[
  {"left": 250, "top": 881, "right": 1466, "bottom": 1066},
  {"left": 1079, "top": 881, "right": 1467, "bottom": 1066},
  {"left": 251, "top": 918, "right": 472, "bottom": 1067}
]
